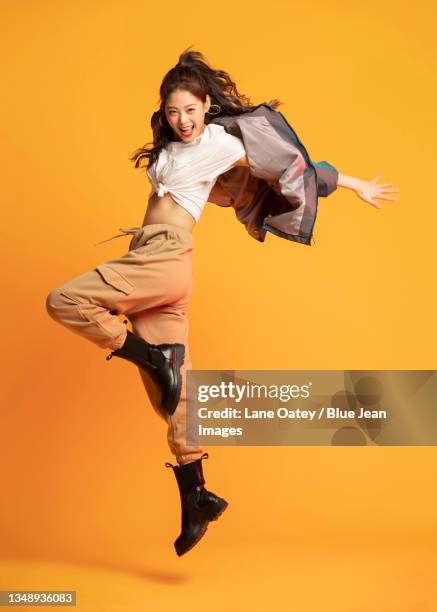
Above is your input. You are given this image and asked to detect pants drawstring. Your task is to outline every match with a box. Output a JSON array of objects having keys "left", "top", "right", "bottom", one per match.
[{"left": 94, "top": 227, "right": 142, "bottom": 246}]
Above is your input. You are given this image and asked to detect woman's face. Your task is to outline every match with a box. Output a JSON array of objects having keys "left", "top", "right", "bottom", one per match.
[{"left": 164, "top": 89, "right": 211, "bottom": 143}]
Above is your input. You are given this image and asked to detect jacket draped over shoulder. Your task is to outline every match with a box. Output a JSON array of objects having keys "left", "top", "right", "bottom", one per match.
[{"left": 151, "top": 103, "right": 339, "bottom": 246}]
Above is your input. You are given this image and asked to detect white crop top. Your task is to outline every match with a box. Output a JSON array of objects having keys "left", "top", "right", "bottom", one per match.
[{"left": 146, "top": 123, "right": 246, "bottom": 222}]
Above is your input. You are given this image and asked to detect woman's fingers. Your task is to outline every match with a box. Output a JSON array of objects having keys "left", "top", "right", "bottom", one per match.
[
  {"left": 359, "top": 193, "right": 380, "bottom": 207},
  {"left": 377, "top": 194, "right": 397, "bottom": 201},
  {"left": 379, "top": 186, "right": 400, "bottom": 193},
  {"left": 371, "top": 176, "right": 401, "bottom": 192}
]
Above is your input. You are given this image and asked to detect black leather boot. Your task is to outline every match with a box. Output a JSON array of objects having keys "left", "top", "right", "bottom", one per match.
[
  {"left": 106, "top": 329, "right": 185, "bottom": 416},
  {"left": 165, "top": 453, "right": 228, "bottom": 556}
]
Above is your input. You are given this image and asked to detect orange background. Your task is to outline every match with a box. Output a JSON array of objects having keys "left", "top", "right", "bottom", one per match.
[{"left": 1, "top": 0, "right": 436, "bottom": 610}]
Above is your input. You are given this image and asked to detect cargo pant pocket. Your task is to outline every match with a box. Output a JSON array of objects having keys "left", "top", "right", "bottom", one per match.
[
  {"left": 95, "top": 264, "right": 135, "bottom": 295},
  {"left": 59, "top": 288, "right": 83, "bottom": 305},
  {"left": 56, "top": 286, "right": 119, "bottom": 339},
  {"left": 75, "top": 302, "right": 119, "bottom": 336}
]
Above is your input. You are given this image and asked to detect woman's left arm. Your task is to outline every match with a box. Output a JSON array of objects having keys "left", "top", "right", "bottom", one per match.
[
  {"left": 337, "top": 173, "right": 400, "bottom": 209},
  {"left": 231, "top": 156, "right": 399, "bottom": 209}
]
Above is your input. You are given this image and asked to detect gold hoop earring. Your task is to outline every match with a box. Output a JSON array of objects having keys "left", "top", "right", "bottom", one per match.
[
  {"left": 206, "top": 103, "right": 221, "bottom": 115},
  {"left": 158, "top": 113, "right": 166, "bottom": 127}
]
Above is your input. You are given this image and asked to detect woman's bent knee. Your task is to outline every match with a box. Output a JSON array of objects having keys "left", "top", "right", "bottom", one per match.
[{"left": 45, "top": 287, "right": 68, "bottom": 319}]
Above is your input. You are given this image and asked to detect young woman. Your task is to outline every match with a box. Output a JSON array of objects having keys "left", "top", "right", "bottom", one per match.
[{"left": 45, "top": 48, "right": 398, "bottom": 557}]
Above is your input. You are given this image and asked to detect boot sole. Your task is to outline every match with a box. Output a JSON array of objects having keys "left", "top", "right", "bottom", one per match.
[{"left": 175, "top": 500, "right": 229, "bottom": 557}]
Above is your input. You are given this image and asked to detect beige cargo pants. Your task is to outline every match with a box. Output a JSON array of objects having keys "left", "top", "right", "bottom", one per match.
[{"left": 45, "top": 223, "right": 204, "bottom": 465}]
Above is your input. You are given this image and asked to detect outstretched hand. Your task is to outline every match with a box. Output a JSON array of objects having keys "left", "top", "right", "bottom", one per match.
[{"left": 354, "top": 175, "right": 399, "bottom": 209}]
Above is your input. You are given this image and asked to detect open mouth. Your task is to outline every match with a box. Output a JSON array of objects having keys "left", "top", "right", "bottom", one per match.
[{"left": 180, "top": 126, "right": 194, "bottom": 137}]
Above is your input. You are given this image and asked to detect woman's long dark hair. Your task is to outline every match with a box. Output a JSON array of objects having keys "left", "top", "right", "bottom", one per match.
[{"left": 130, "top": 47, "right": 282, "bottom": 170}]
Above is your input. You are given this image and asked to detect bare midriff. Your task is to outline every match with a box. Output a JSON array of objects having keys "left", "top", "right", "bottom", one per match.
[{"left": 142, "top": 192, "right": 196, "bottom": 233}]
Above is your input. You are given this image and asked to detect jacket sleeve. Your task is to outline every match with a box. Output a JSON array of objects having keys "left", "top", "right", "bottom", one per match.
[{"left": 312, "top": 161, "right": 339, "bottom": 197}]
